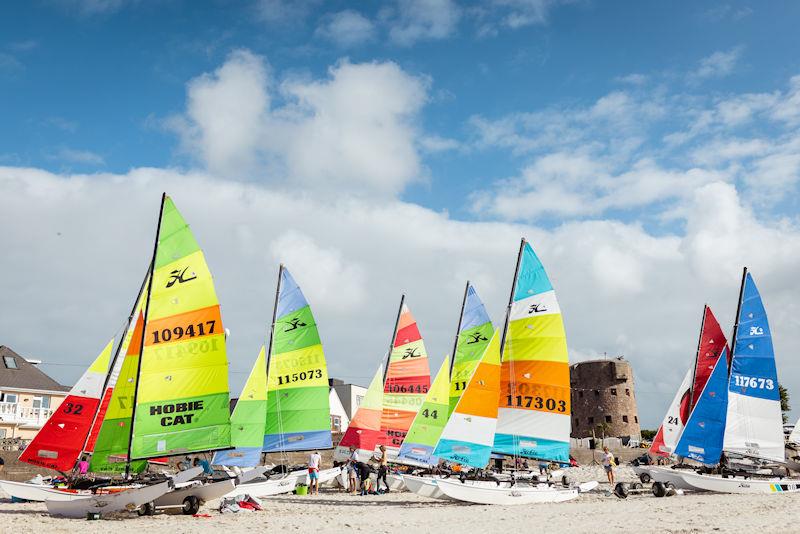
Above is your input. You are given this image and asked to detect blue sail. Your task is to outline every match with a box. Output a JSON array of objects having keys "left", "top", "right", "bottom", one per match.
[
  {"left": 723, "top": 271, "right": 784, "bottom": 461},
  {"left": 674, "top": 348, "right": 729, "bottom": 465}
]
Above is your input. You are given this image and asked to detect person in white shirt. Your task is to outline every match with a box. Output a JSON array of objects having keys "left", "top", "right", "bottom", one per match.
[
  {"left": 602, "top": 447, "right": 615, "bottom": 484},
  {"left": 308, "top": 450, "right": 322, "bottom": 495}
]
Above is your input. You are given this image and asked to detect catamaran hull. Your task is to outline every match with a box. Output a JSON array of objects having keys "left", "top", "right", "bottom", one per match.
[
  {"left": 154, "top": 478, "right": 236, "bottom": 509},
  {"left": 226, "top": 476, "right": 297, "bottom": 497},
  {"left": 292, "top": 467, "right": 341, "bottom": 486},
  {"left": 402, "top": 475, "right": 449, "bottom": 499},
  {"left": 385, "top": 473, "right": 406, "bottom": 491},
  {"left": 0, "top": 480, "right": 98, "bottom": 502},
  {"left": 45, "top": 481, "right": 171, "bottom": 518},
  {"left": 436, "top": 479, "right": 579, "bottom": 505},
  {"left": 675, "top": 471, "right": 800, "bottom": 494},
  {"left": 642, "top": 466, "right": 699, "bottom": 490}
]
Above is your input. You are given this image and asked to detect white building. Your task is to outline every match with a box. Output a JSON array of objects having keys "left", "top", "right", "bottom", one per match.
[
  {"left": 330, "top": 379, "right": 368, "bottom": 421},
  {"left": 328, "top": 388, "right": 350, "bottom": 433}
]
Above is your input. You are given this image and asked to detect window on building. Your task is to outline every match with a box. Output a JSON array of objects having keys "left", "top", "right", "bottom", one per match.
[
  {"left": 594, "top": 390, "right": 600, "bottom": 397},
  {"left": 588, "top": 417, "right": 594, "bottom": 424},
  {"left": 611, "top": 388, "right": 617, "bottom": 396},
  {"left": 0, "top": 428, "right": 6, "bottom": 438},
  {"left": 330, "top": 415, "right": 342, "bottom": 432},
  {"left": 33, "top": 396, "right": 51, "bottom": 410},
  {"left": 625, "top": 388, "right": 630, "bottom": 396},
  {"left": 634, "top": 416, "right": 638, "bottom": 423},
  {"left": 605, "top": 415, "right": 612, "bottom": 423},
  {"left": 622, "top": 415, "right": 629, "bottom": 423},
  {"left": 3, "top": 356, "right": 18, "bottom": 369},
  {"left": 355, "top": 395, "right": 364, "bottom": 407},
  {"left": 578, "top": 390, "right": 583, "bottom": 398},
  {"left": 1, "top": 393, "right": 18, "bottom": 404}
]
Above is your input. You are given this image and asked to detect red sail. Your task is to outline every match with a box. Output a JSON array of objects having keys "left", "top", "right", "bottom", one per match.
[{"left": 690, "top": 306, "right": 729, "bottom": 411}]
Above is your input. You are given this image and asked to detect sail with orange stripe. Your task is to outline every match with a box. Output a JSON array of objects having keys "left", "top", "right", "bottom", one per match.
[
  {"left": 333, "top": 364, "right": 384, "bottom": 462},
  {"left": 493, "top": 239, "right": 570, "bottom": 463},
  {"left": 433, "top": 328, "right": 501, "bottom": 468},
  {"left": 379, "top": 297, "right": 431, "bottom": 456},
  {"left": 130, "top": 194, "right": 231, "bottom": 459}
]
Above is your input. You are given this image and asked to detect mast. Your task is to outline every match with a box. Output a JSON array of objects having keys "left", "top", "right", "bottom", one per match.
[
  {"left": 383, "top": 294, "right": 405, "bottom": 384},
  {"left": 448, "top": 281, "right": 470, "bottom": 379},
  {"left": 265, "top": 264, "right": 284, "bottom": 377},
  {"left": 81, "top": 265, "right": 151, "bottom": 457},
  {"left": 125, "top": 192, "right": 166, "bottom": 479},
  {"left": 688, "top": 304, "right": 708, "bottom": 410},
  {"left": 499, "top": 238, "right": 525, "bottom": 360},
  {"left": 728, "top": 267, "right": 748, "bottom": 378}
]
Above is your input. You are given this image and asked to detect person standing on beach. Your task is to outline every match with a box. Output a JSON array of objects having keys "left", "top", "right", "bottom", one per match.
[
  {"left": 347, "top": 446, "right": 359, "bottom": 494},
  {"left": 308, "top": 450, "right": 322, "bottom": 495},
  {"left": 602, "top": 447, "right": 615, "bottom": 484},
  {"left": 375, "top": 445, "right": 389, "bottom": 493}
]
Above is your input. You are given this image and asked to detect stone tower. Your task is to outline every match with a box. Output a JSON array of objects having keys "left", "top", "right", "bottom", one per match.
[{"left": 570, "top": 357, "right": 641, "bottom": 440}]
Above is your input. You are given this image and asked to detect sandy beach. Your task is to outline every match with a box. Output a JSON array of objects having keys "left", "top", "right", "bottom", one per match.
[{"left": 1, "top": 466, "right": 798, "bottom": 534}]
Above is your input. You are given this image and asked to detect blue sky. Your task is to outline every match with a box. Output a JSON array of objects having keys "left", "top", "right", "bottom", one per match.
[{"left": 1, "top": 1, "right": 799, "bottom": 427}]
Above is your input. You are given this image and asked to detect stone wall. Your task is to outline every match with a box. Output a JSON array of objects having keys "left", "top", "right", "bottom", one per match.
[{"left": 570, "top": 359, "right": 641, "bottom": 440}]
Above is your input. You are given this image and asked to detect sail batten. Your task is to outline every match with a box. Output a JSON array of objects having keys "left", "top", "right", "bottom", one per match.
[{"left": 493, "top": 240, "right": 570, "bottom": 463}]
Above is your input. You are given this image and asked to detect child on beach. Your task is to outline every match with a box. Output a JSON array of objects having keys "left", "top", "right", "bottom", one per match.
[{"left": 602, "top": 447, "right": 615, "bottom": 484}]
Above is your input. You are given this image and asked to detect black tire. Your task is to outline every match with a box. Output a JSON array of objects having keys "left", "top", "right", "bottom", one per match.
[
  {"left": 182, "top": 495, "right": 201, "bottom": 515},
  {"left": 631, "top": 482, "right": 643, "bottom": 490},
  {"left": 137, "top": 502, "right": 156, "bottom": 516},
  {"left": 561, "top": 475, "right": 569, "bottom": 487},
  {"left": 613, "top": 482, "right": 629, "bottom": 499},
  {"left": 652, "top": 481, "right": 667, "bottom": 497},
  {"left": 639, "top": 472, "right": 651, "bottom": 484}
]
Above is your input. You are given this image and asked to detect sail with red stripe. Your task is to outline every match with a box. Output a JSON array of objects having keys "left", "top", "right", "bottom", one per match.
[
  {"left": 379, "top": 298, "right": 431, "bottom": 457},
  {"left": 333, "top": 364, "right": 384, "bottom": 462},
  {"left": 19, "top": 340, "right": 115, "bottom": 471},
  {"left": 690, "top": 306, "right": 729, "bottom": 411}
]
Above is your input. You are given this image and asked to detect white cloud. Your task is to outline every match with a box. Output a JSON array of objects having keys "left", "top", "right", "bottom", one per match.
[
  {"left": 419, "top": 135, "right": 461, "bottom": 153},
  {"left": 315, "top": 10, "right": 376, "bottom": 48},
  {"left": 3, "top": 168, "right": 798, "bottom": 427},
  {"left": 386, "top": 0, "right": 461, "bottom": 46},
  {"left": 690, "top": 47, "right": 743, "bottom": 82},
  {"left": 167, "top": 50, "right": 429, "bottom": 196}
]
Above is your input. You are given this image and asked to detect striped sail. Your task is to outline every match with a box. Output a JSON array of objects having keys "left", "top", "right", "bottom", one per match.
[
  {"left": 494, "top": 240, "right": 570, "bottom": 463},
  {"left": 690, "top": 306, "right": 729, "bottom": 410},
  {"left": 649, "top": 368, "right": 692, "bottom": 457},
  {"left": 20, "top": 340, "right": 114, "bottom": 470},
  {"left": 263, "top": 267, "right": 332, "bottom": 452},
  {"left": 434, "top": 328, "right": 501, "bottom": 469},
  {"left": 723, "top": 270, "right": 784, "bottom": 462},
  {"left": 334, "top": 364, "right": 384, "bottom": 462},
  {"left": 212, "top": 347, "right": 267, "bottom": 466},
  {"left": 397, "top": 357, "right": 450, "bottom": 466},
  {"left": 90, "top": 303, "right": 149, "bottom": 473},
  {"left": 85, "top": 336, "right": 127, "bottom": 453},
  {"left": 674, "top": 349, "right": 729, "bottom": 465},
  {"left": 131, "top": 195, "right": 231, "bottom": 459},
  {"left": 449, "top": 284, "right": 493, "bottom": 415}
]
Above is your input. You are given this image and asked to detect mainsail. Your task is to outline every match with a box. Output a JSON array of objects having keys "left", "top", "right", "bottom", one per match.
[
  {"left": 674, "top": 349, "right": 729, "bottom": 465},
  {"left": 690, "top": 306, "right": 729, "bottom": 410},
  {"left": 433, "top": 328, "right": 501, "bottom": 468},
  {"left": 19, "top": 340, "right": 115, "bottom": 471},
  {"left": 212, "top": 348, "right": 267, "bottom": 467},
  {"left": 379, "top": 297, "right": 431, "bottom": 455},
  {"left": 263, "top": 266, "right": 332, "bottom": 452},
  {"left": 449, "top": 283, "right": 493, "bottom": 415},
  {"left": 130, "top": 194, "right": 231, "bottom": 459},
  {"left": 493, "top": 239, "right": 570, "bottom": 463},
  {"left": 333, "top": 364, "right": 384, "bottom": 462},
  {"left": 648, "top": 368, "right": 693, "bottom": 457},
  {"left": 723, "top": 269, "right": 784, "bottom": 462},
  {"left": 397, "top": 357, "right": 450, "bottom": 466}
]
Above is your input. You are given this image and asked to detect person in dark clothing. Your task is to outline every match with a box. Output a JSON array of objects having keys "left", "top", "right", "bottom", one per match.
[
  {"left": 375, "top": 444, "right": 389, "bottom": 493},
  {"left": 356, "top": 462, "right": 372, "bottom": 495}
]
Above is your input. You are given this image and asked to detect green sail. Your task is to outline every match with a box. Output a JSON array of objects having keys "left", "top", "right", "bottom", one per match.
[{"left": 449, "top": 283, "right": 493, "bottom": 415}]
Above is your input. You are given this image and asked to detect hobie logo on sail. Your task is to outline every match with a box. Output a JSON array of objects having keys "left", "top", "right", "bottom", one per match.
[
  {"left": 466, "top": 332, "right": 488, "bottom": 344},
  {"left": 166, "top": 266, "right": 197, "bottom": 288},
  {"left": 402, "top": 347, "right": 421, "bottom": 359},
  {"left": 285, "top": 317, "right": 307, "bottom": 332},
  {"left": 528, "top": 303, "right": 547, "bottom": 314},
  {"left": 749, "top": 326, "right": 764, "bottom": 336}
]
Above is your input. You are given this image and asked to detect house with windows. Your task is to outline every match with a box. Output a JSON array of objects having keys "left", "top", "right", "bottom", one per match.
[
  {"left": 329, "top": 378, "right": 367, "bottom": 421},
  {"left": 0, "top": 346, "right": 70, "bottom": 440}
]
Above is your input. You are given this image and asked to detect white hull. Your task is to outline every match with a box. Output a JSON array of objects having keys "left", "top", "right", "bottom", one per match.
[
  {"left": 402, "top": 475, "right": 449, "bottom": 500},
  {"left": 154, "top": 478, "right": 236, "bottom": 508},
  {"left": 385, "top": 473, "right": 406, "bottom": 491},
  {"left": 227, "top": 476, "right": 298, "bottom": 497},
  {"left": 0, "top": 480, "right": 98, "bottom": 502},
  {"left": 292, "top": 467, "right": 341, "bottom": 486},
  {"left": 675, "top": 470, "right": 800, "bottom": 494},
  {"left": 436, "top": 479, "right": 579, "bottom": 505},
  {"left": 645, "top": 466, "right": 699, "bottom": 491},
  {"left": 46, "top": 480, "right": 171, "bottom": 518}
]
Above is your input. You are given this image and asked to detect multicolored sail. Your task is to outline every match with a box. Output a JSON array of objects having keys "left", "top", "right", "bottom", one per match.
[
  {"left": 494, "top": 240, "right": 570, "bottom": 463},
  {"left": 19, "top": 340, "right": 114, "bottom": 471},
  {"left": 212, "top": 348, "right": 267, "bottom": 466},
  {"left": 690, "top": 305, "right": 729, "bottom": 410},
  {"left": 649, "top": 368, "right": 692, "bottom": 457},
  {"left": 380, "top": 299, "right": 431, "bottom": 455},
  {"left": 434, "top": 328, "right": 501, "bottom": 469},
  {"left": 449, "top": 283, "right": 493, "bottom": 415},
  {"left": 90, "top": 300, "right": 150, "bottom": 473},
  {"left": 723, "top": 270, "right": 784, "bottom": 462},
  {"left": 263, "top": 266, "right": 332, "bottom": 452},
  {"left": 334, "top": 364, "right": 384, "bottom": 462},
  {"left": 674, "top": 349, "right": 729, "bottom": 465},
  {"left": 131, "top": 195, "right": 231, "bottom": 459},
  {"left": 397, "top": 357, "right": 450, "bottom": 466}
]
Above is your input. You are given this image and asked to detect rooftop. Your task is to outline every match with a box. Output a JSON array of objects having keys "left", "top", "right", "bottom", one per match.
[{"left": 0, "top": 346, "right": 70, "bottom": 393}]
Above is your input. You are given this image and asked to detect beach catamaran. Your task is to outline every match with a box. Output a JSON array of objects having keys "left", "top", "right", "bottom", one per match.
[
  {"left": 42, "top": 194, "right": 238, "bottom": 517},
  {"left": 211, "top": 265, "right": 338, "bottom": 496}
]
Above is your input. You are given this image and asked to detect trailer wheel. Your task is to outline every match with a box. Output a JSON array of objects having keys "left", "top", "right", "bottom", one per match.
[
  {"left": 639, "top": 472, "right": 651, "bottom": 484},
  {"left": 182, "top": 495, "right": 201, "bottom": 515},
  {"left": 138, "top": 502, "right": 156, "bottom": 516},
  {"left": 631, "top": 482, "right": 643, "bottom": 490},
  {"left": 652, "top": 481, "right": 667, "bottom": 497},
  {"left": 613, "top": 482, "right": 629, "bottom": 499}
]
